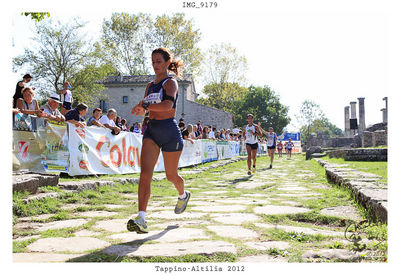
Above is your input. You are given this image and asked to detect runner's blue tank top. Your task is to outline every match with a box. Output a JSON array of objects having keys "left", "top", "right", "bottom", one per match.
[{"left": 144, "top": 77, "right": 178, "bottom": 109}]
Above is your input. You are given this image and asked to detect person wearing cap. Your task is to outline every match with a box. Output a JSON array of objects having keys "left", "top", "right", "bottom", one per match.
[
  {"left": 40, "top": 93, "right": 65, "bottom": 122},
  {"left": 13, "top": 74, "right": 33, "bottom": 108},
  {"left": 58, "top": 81, "right": 73, "bottom": 115}
]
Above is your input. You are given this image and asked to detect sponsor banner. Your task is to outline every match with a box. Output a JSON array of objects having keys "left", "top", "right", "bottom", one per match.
[
  {"left": 13, "top": 115, "right": 48, "bottom": 172},
  {"left": 200, "top": 139, "right": 218, "bottom": 163},
  {"left": 42, "top": 121, "right": 69, "bottom": 172},
  {"left": 68, "top": 124, "right": 144, "bottom": 176},
  {"left": 216, "top": 141, "right": 232, "bottom": 160},
  {"left": 178, "top": 140, "right": 203, "bottom": 167},
  {"left": 230, "top": 141, "right": 240, "bottom": 157},
  {"left": 277, "top": 132, "right": 301, "bottom": 141}
]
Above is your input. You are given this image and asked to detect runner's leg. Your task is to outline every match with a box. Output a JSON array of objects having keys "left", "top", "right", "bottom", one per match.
[
  {"left": 246, "top": 145, "right": 252, "bottom": 173},
  {"left": 162, "top": 150, "right": 184, "bottom": 195},
  {"left": 138, "top": 138, "right": 160, "bottom": 212}
]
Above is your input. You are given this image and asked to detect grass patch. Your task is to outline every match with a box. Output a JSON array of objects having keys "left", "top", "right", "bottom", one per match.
[
  {"left": 321, "top": 156, "right": 387, "bottom": 184},
  {"left": 13, "top": 238, "right": 38, "bottom": 253}
]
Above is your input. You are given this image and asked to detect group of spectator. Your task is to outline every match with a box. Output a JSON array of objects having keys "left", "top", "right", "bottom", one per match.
[
  {"left": 12, "top": 74, "right": 153, "bottom": 135},
  {"left": 11, "top": 74, "right": 268, "bottom": 142},
  {"left": 177, "top": 116, "right": 250, "bottom": 144}
]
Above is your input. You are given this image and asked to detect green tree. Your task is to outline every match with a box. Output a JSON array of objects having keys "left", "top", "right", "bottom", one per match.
[
  {"left": 297, "top": 100, "right": 343, "bottom": 142},
  {"left": 21, "top": 12, "right": 50, "bottom": 22},
  {"left": 99, "top": 13, "right": 154, "bottom": 75},
  {"left": 197, "top": 82, "right": 247, "bottom": 113},
  {"left": 13, "top": 18, "right": 116, "bottom": 107},
  {"left": 203, "top": 43, "right": 248, "bottom": 86},
  {"left": 234, "top": 86, "right": 290, "bottom": 133},
  {"left": 153, "top": 13, "right": 203, "bottom": 76}
]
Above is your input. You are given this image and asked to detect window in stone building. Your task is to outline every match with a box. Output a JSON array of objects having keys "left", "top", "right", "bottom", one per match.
[{"left": 123, "top": 96, "right": 128, "bottom": 103}]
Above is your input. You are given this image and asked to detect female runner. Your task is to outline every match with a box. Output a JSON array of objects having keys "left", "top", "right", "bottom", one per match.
[{"left": 128, "top": 48, "right": 190, "bottom": 233}]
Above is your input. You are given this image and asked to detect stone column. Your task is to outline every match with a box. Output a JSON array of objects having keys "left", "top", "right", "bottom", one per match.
[
  {"left": 358, "top": 97, "right": 366, "bottom": 133},
  {"left": 350, "top": 101, "right": 357, "bottom": 119},
  {"left": 350, "top": 101, "right": 357, "bottom": 137},
  {"left": 381, "top": 108, "right": 387, "bottom": 123},
  {"left": 383, "top": 97, "right": 388, "bottom": 123},
  {"left": 344, "top": 106, "right": 350, "bottom": 137}
]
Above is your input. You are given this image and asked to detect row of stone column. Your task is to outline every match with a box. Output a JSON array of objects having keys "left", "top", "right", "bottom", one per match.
[{"left": 344, "top": 97, "right": 388, "bottom": 137}]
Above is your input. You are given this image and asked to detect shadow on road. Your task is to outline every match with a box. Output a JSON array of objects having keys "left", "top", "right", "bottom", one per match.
[{"left": 67, "top": 225, "right": 180, "bottom": 262}]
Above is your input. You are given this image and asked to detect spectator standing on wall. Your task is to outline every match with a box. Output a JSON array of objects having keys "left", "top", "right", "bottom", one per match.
[
  {"left": 16, "top": 87, "right": 43, "bottom": 116},
  {"left": 65, "top": 103, "right": 88, "bottom": 128},
  {"left": 196, "top": 120, "right": 203, "bottom": 135},
  {"left": 59, "top": 81, "right": 73, "bottom": 115},
  {"left": 40, "top": 93, "right": 65, "bottom": 122},
  {"left": 87, "top": 108, "right": 104, "bottom": 127},
  {"left": 179, "top": 113, "right": 185, "bottom": 122},
  {"left": 13, "top": 74, "right": 33, "bottom": 108},
  {"left": 99, "top": 108, "right": 121, "bottom": 134}
]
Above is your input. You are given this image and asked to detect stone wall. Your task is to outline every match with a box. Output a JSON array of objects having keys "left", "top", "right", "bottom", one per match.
[
  {"left": 309, "top": 136, "right": 355, "bottom": 148},
  {"left": 316, "top": 159, "right": 387, "bottom": 223},
  {"left": 327, "top": 148, "right": 387, "bottom": 161},
  {"left": 90, "top": 75, "right": 234, "bottom": 130},
  {"left": 362, "top": 130, "right": 387, "bottom": 148}
]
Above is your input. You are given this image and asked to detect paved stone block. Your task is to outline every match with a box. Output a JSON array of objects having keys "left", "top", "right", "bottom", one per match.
[
  {"left": 207, "top": 225, "right": 258, "bottom": 239},
  {"left": 13, "top": 253, "right": 84, "bottom": 263},
  {"left": 254, "top": 223, "right": 343, "bottom": 236},
  {"left": 27, "top": 237, "right": 110, "bottom": 253},
  {"left": 210, "top": 213, "right": 259, "bottom": 225},
  {"left": 93, "top": 219, "right": 128, "bottom": 233},
  {"left": 148, "top": 211, "right": 207, "bottom": 219},
  {"left": 320, "top": 206, "right": 362, "bottom": 220},
  {"left": 253, "top": 205, "right": 311, "bottom": 215},
  {"left": 103, "top": 241, "right": 236, "bottom": 257},
  {"left": 14, "top": 219, "right": 88, "bottom": 232},
  {"left": 109, "top": 227, "right": 208, "bottom": 243},
  {"left": 190, "top": 205, "right": 247, "bottom": 213},
  {"left": 74, "top": 211, "right": 119, "bottom": 218}
]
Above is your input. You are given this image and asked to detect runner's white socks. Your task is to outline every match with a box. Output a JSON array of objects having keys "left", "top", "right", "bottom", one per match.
[{"left": 139, "top": 211, "right": 146, "bottom": 221}]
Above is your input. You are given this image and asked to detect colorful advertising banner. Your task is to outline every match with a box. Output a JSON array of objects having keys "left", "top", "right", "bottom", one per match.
[
  {"left": 41, "top": 121, "right": 69, "bottom": 172},
  {"left": 201, "top": 139, "right": 218, "bottom": 163},
  {"left": 68, "top": 124, "right": 144, "bottom": 176}
]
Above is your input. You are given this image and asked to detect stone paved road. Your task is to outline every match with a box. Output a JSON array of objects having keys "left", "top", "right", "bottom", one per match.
[{"left": 13, "top": 155, "right": 385, "bottom": 263}]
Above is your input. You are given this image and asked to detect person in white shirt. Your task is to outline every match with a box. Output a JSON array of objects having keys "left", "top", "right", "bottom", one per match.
[
  {"left": 243, "top": 114, "right": 261, "bottom": 175},
  {"left": 99, "top": 108, "right": 121, "bottom": 134},
  {"left": 208, "top": 127, "right": 216, "bottom": 139},
  {"left": 40, "top": 93, "right": 65, "bottom": 122}
]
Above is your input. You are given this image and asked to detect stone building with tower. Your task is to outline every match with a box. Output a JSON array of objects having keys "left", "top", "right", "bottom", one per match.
[{"left": 91, "top": 74, "right": 234, "bottom": 130}]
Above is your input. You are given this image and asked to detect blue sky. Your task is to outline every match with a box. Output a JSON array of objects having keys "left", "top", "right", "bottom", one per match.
[{"left": 8, "top": 0, "right": 397, "bottom": 132}]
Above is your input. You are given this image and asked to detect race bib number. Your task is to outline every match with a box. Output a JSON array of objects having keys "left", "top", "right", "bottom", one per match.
[{"left": 143, "top": 92, "right": 162, "bottom": 104}]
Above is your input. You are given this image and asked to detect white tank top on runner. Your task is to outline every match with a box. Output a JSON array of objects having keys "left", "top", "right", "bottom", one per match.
[
  {"left": 245, "top": 124, "right": 258, "bottom": 144},
  {"left": 266, "top": 132, "right": 276, "bottom": 147},
  {"left": 64, "top": 90, "right": 72, "bottom": 103}
]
